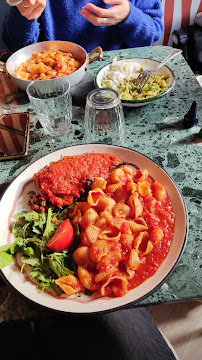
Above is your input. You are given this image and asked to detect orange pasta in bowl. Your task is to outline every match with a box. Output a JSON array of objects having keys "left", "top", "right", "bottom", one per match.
[
  {"left": 13, "top": 50, "right": 82, "bottom": 80},
  {"left": 55, "top": 165, "right": 175, "bottom": 298}
]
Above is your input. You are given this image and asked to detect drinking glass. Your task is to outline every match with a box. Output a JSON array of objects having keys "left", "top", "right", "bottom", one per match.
[
  {"left": 84, "top": 88, "right": 125, "bottom": 145},
  {"left": 26, "top": 76, "right": 72, "bottom": 136}
]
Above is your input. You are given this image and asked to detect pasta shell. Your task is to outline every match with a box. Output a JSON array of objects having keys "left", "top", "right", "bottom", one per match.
[
  {"left": 73, "top": 246, "right": 91, "bottom": 267},
  {"left": 55, "top": 275, "right": 83, "bottom": 295},
  {"left": 152, "top": 181, "right": 166, "bottom": 201},
  {"left": 106, "top": 182, "right": 122, "bottom": 193},
  {"left": 85, "top": 224, "right": 101, "bottom": 245},
  {"left": 99, "top": 227, "right": 121, "bottom": 242},
  {"left": 80, "top": 208, "right": 99, "bottom": 229},
  {"left": 95, "top": 267, "right": 116, "bottom": 283},
  {"left": 113, "top": 203, "right": 131, "bottom": 218},
  {"left": 150, "top": 227, "right": 164, "bottom": 244},
  {"left": 145, "top": 196, "right": 157, "bottom": 213},
  {"left": 97, "top": 197, "right": 116, "bottom": 212},
  {"left": 96, "top": 245, "right": 122, "bottom": 270},
  {"left": 121, "top": 221, "right": 133, "bottom": 235},
  {"left": 100, "top": 275, "right": 128, "bottom": 297},
  {"left": 123, "top": 263, "right": 135, "bottom": 279},
  {"left": 71, "top": 209, "right": 82, "bottom": 224},
  {"left": 137, "top": 181, "right": 152, "bottom": 197},
  {"left": 91, "top": 177, "right": 107, "bottom": 190},
  {"left": 139, "top": 240, "right": 153, "bottom": 256},
  {"left": 111, "top": 217, "right": 125, "bottom": 230},
  {"left": 133, "top": 231, "right": 149, "bottom": 255},
  {"left": 126, "top": 181, "right": 138, "bottom": 194},
  {"left": 134, "top": 217, "right": 148, "bottom": 227},
  {"left": 87, "top": 188, "right": 105, "bottom": 206},
  {"left": 127, "top": 220, "right": 148, "bottom": 232},
  {"left": 128, "top": 193, "right": 143, "bottom": 218},
  {"left": 128, "top": 249, "right": 140, "bottom": 270},
  {"left": 95, "top": 217, "right": 107, "bottom": 229},
  {"left": 110, "top": 168, "right": 125, "bottom": 183},
  {"left": 89, "top": 240, "right": 112, "bottom": 262},
  {"left": 77, "top": 265, "right": 97, "bottom": 291},
  {"left": 114, "top": 187, "right": 128, "bottom": 203},
  {"left": 133, "top": 169, "right": 148, "bottom": 182},
  {"left": 100, "top": 210, "right": 113, "bottom": 224},
  {"left": 80, "top": 231, "right": 91, "bottom": 247},
  {"left": 122, "top": 166, "right": 134, "bottom": 176}
]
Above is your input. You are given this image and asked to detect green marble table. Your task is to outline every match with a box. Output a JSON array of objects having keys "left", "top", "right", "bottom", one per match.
[{"left": 0, "top": 45, "right": 202, "bottom": 321}]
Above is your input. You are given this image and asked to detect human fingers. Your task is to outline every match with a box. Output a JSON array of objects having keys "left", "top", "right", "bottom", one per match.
[
  {"left": 81, "top": 0, "right": 130, "bottom": 26},
  {"left": 102, "top": 0, "right": 130, "bottom": 21},
  {"left": 17, "top": 0, "right": 46, "bottom": 20},
  {"left": 18, "top": 0, "right": 37, "bottom": 8},
  {"left": 80, "top": 7, "right": 113, "bottom": 26},
  {"left": 103, "top": 0, "right": 125, "bottom": 5}
]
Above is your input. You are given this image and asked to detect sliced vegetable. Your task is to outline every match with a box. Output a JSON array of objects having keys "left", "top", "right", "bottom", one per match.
[{"left": 46, "top": 219, "right": 74, "bottom": 252}]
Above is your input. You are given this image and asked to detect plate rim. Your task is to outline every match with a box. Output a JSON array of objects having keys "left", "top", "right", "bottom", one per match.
[
  {"left": 95, "top": 57, "right": 176, "bottom": 104},
  {"left": 0, "top": 144, "right": 189, "bottom": 314}
]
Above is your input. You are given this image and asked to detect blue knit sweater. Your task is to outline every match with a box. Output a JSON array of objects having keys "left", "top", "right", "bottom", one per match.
[{"left": 2, "top": 0, "right": 163, "bottom": 53}]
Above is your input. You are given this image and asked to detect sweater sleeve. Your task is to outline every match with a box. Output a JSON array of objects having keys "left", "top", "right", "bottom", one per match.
[
  {"left": 116, "top": 0, "right": 164, "bottom": 47},
  {"left": 2, "top": 7, "right": 40, "bottom": 52}
]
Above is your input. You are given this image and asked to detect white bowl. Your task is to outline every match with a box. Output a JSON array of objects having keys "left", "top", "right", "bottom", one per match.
[
  {"left": 95, "top": 58, "right": 175, "bottom": 107},
  {"left": 5, "top": 41, "right": 102, "bottom": 91}
]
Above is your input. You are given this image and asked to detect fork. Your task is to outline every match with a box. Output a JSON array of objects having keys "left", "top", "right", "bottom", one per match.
[{"left": 134, "top": 48, "right": 182, "bottom": 90}]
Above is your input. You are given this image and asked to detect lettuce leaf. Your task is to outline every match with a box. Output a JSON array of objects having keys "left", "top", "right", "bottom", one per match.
[
  {"left": 42, "top": 208, "right": 55, "bottom": 240},
  {"left": 0, "top": 251, "right": 14, "bottom": 269},
  {"left": 0, "top": 244, "right": 14, "bottom": 269}
]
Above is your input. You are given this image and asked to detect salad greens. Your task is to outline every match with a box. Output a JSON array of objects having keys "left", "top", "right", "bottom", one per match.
[{"left": 0, "top": 207, "right": 80, "bottom": 296}]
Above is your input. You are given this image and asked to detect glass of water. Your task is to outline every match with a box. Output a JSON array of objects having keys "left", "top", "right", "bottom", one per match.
[
  {"left": 84, "top": 88, "right": 125, "bottom": 145},
  {"left": 26, "top": 76, "right": 72, "bottom": 136}
]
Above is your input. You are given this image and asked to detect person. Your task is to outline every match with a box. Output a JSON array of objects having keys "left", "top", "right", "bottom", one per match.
[{"left": 2, "top": 0, "right": 164, "bottom": 53}]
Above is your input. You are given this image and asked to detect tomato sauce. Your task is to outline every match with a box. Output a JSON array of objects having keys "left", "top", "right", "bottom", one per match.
[
  {"left": 128, "top": 193, "right": 175, "bottom": 291},
  {"left": 34, "top": 153, "right": 122, "bottom": 207},
  {"left": 92, "top": 175, "right": 175, "bottom": 297}
]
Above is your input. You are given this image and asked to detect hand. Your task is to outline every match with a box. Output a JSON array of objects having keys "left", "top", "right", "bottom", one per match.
[
  {"left": 16, "top": 0, "right": 46, "bottom": 20},
  {"left": 80, "top": 0, "right": 130, "bottom": 26}
]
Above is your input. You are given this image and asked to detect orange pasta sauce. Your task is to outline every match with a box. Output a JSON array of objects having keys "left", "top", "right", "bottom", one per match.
[{"left": 34, "top": 153, "right": 123, "bottom": 208}]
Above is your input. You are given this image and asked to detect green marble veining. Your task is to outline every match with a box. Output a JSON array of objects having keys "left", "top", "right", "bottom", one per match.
[{"left": 0, "top": 46, "right": 202, "bottom": 312}]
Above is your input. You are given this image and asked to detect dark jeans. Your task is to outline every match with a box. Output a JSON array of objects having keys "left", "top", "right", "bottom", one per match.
[{"left": 0, "top": 307, "right": 177, "bottom": 360}]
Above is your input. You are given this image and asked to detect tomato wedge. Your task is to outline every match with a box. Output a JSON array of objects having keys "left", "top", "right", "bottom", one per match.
[{"left": 46, "top": 219, "right": 74, "bottom": 252}]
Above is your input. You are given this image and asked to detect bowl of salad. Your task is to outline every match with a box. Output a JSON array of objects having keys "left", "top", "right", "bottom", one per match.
[{"left": 95, "top": 58, "right": 175, "bottom": 107}]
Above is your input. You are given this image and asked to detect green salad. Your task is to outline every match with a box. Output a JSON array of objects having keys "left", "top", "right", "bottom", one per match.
[{"left": 0, "top": 207, "right": 80, "bottom": 296}]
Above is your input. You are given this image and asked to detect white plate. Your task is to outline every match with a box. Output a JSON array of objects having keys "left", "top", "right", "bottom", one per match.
[
  {"left": 95, "top": 58, "right": 175, "bottom": 107},
  {"left": 0, "top": 144, "right": 188, "bottom": 313}
]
